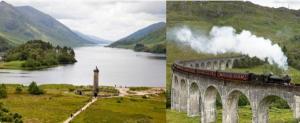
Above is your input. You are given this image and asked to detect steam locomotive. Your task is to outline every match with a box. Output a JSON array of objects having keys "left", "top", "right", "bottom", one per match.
[{"left": 172, "top": 63, "right": 291, "bottom": 85}]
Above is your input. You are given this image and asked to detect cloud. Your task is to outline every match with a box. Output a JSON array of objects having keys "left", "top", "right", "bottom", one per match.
[
  {"left": 169, "top": 26, "right": 288, "bottom": 70},
  {"left": 5, "top": 0, "right": 166, "bottom": 41}
]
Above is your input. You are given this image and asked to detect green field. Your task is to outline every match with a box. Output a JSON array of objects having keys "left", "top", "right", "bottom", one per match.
[
  {"left": 72, "top": 94, "right": 166, "bottom": 123},
  {"left": 0, "top": 60, "right": 60, "bottom": 70},
  {"left": 0, "top": 84, "right": 165, "bottom": 123},
  {"left": 0, "top": 61, "right": 25, "bottom": 69},
  {"left": 167, "top": 106, "right": 296, "bottom": 123},
  {"left": 0, "top": 84, "right": 90, "bottom": 123}
]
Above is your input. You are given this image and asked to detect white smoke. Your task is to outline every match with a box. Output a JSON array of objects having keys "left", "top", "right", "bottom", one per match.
[{"left": 168, "top": 26, "right": 288, "bottom": 70}]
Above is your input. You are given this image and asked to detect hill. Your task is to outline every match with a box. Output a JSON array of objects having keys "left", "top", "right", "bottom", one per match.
[
  {"left": 0, "top": 35, "right": 12, "bottom": 52},
  {"left": 74, "top": 31, "right": 111, "bottom": 44},
  {"left": 109, "top": 22, "right": 166, "bottom": 53},
  {"left": 0, "top": 1, "right": 92, "bottom": 47},
  {"left": 167, "top": 1, "right": 300, "bottom": 70}
]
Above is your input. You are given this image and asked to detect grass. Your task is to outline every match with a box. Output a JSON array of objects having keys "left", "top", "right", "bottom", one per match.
[
  {"left": 0, "top": 84, "right": 90, "bottom": 123},
  {"left": 72, "top": 94, "right": 166, "bottom": 123},
  {"left": 167, "top": 106, "right": 296, "bottom": 123},
  {"left": 0, "top": 61, "right": 25, "bottom": 69},
  {"left": 167, "top": 110, "right": 200, "bottom": 123},
  {"left": 167, "top": 1, "right": 300, "bottom": 71},
  {"left": 0, "top": 60, "right": 59, "bottom": 70}
]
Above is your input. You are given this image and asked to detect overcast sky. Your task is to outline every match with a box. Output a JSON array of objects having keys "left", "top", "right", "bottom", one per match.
[
  {"left": 5, "top": 0, "right": 166, "bottom": 41},
  {"left": 248, "top": 0, "right": 300, "bottom": 10},
  {"left": 4, "top": 0, "right": 299, "bottom": 41}
]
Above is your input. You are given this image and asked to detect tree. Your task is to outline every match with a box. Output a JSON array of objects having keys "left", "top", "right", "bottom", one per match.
[
  {"left": 134, "top": 43, "right": 147, "bottom": 52},
  {"left": 28, "top": 82, "right": 44, "bottom": 95},
  {"left": 0, "top": 84, "right": 7, "bottom": 99},
  {"left": 282, "top": 45, "right": 287, "bottom": 55},
  {"left": 3, "top": 40, "right": 76, "bottom": 70},
  {"left": 15, "top": 86, "right": 22, "bottom": 94}
]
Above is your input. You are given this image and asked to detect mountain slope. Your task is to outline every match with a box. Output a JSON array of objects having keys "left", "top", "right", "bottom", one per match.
[
  {"left": 167, "top": 1, "right": 300, "bottom": 69},
  {"left": 109, "top": 22, "right": 166, "bottom": 53},
  {"left": 0, "top": 35, "right": 12, "bottom": 52},
  {"left": 0, "top": 1, "right": 91, "bottom": 47},
  {"left": 74, "top": 31, "right": 111, "bottom": 44}
]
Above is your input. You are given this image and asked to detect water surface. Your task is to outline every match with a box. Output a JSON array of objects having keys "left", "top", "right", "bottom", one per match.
[{"left": 0, "top": 45, "right": 166, "bottom": 87}]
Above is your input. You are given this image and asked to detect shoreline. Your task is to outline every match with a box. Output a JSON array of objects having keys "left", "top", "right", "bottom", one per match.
[{"left": 0, "top": 83, "right": 165, "bottom": 88}]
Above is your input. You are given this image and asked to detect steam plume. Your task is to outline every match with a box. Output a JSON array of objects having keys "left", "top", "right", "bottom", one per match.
[{"left": 168, "top": 26, "right": 288, "bottom": 70}]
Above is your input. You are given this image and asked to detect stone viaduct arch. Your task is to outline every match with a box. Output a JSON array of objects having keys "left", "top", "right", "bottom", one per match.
[
  {"left": 171, "top": 57, "right": 300, "bottom": 123},
  {"left": 188, "top": 82, "right": 200, "bottom": 117}
]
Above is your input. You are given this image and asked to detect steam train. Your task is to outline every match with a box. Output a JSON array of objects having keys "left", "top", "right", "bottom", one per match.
[{"left": 172, "top": 63, "right": 291, "bottom": 85}]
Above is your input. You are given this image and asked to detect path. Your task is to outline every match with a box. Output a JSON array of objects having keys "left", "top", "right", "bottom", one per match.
[
  {"left": 63, "top": 97, "right": 98, "bottom": 123},
  {"left": 63, "top": 87, "right": 164, "bottom": 122}
]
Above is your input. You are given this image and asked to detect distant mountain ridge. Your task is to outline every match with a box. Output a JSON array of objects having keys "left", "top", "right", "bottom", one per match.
[
  {"left": 0, "top": 1, "right": 99, "bottom": 47},
  {"left": 74, "top": 31, "right": 111, "bottom": 44},
  {"left": 109, "top": 22, "right": 166, "bottom": 53},
  {"left": 110, "top": 22, "right": 165, "bottom": 46}
]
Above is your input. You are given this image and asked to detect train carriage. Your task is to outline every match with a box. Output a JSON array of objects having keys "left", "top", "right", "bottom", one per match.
[{"left": 172, "top": 62, "right": 291, "bottom": 85}]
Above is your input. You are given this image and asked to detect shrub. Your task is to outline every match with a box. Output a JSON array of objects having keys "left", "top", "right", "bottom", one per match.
[
  {"left": 0, "top": 103, "right": 23, "bottom": 122},
  {"left": 233, "top": 55, "right": 265, "bottom": 68},
  {"left": 99, "top": 86, "right": 119, "bottom": 94},
  {"left": 150, "top": 43, "right": 166, "bottom": 53},
  {"left": 129, "top": 87, "right": 150, "bottom": 91},
  {"left": 15, "top": 86, "right": 22, "bottom": 94},
  {"left": 28, "top": 82, "right": 44, "bottom": 95},
  {"left": 68, "top": 87, "right": 75, "bottom": 92},
  {"left": 134, "top": 43, "right": 149, "bottom": 52},
  {"left": 0, "top": 84, "right": 7, "bottom": 99},
  {"left": 116, "top": 97, "right": 123, "bottom": 103},
  {"left": 142, "top": 95, "right": 148, "bottom": 99}
]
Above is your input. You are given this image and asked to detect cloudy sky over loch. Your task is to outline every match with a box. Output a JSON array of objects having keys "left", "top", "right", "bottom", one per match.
[{"left": 6, "top": 0, "right": 166, "bottom": 41}]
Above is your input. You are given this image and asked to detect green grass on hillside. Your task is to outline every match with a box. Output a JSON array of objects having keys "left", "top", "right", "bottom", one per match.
[
  {"left": 72, "top": 94, "right": 166, "bottom": 123},
  {"left": 110, "top": 22, "right": 166, "bottom": 54},
  {"left": 167, "top": 1, "right": 300, "bottom": 71},
  {"left": 0, "top": 84, "right": 89, "bottom": 123}
]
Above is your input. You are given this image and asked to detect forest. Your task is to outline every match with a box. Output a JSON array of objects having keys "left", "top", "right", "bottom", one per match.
[{"left": 2, "top": 40, "right": 76, "bottom": 70}]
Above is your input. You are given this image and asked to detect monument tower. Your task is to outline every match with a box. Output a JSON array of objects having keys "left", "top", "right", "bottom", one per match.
[{"left": 93, "top": 66, "right": 99, "bottom": 97}]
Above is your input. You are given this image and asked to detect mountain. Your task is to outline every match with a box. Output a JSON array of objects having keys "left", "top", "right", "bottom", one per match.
[
  {"left": 167, "top": 1, "right": 300, "bottom": 70},
  {"left": 0, "top": 35, "right": 12, "bottom": 52},
  {"left": 74, "top": 31, "right": 111, "bottom": 44},
  {"left": 109, "top": 22, "right": 166, "bottom": 53},
  {"left": 0, "top": 1, "right": 92, "bottom": 47}
]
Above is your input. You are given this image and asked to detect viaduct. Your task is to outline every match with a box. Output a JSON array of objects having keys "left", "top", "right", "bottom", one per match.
[{"left": 171, "top": 57, "right": 300, "bottom": 123}]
